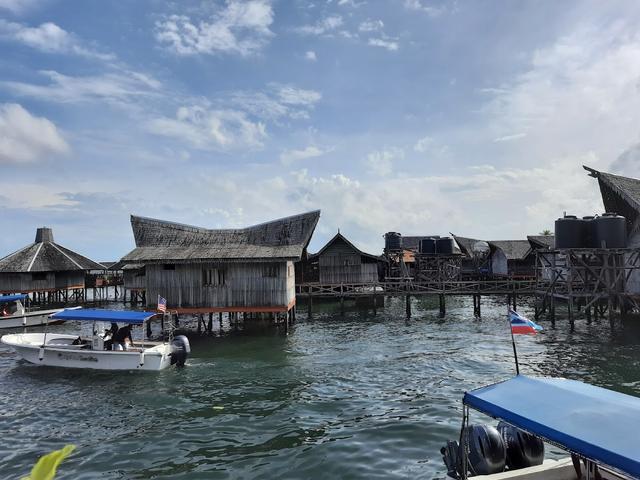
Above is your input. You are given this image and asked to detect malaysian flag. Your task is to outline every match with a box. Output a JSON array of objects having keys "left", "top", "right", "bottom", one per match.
[{"left": 157, "top": 295, "right": 167, "bottom": 313}]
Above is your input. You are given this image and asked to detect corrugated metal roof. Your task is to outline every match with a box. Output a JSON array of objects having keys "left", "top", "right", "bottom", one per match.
[{"left": 120, "top": 210, "right": 321, "bottom": 263}]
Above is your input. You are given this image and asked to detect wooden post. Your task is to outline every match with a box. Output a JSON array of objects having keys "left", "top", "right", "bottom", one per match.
[
  {"left": 219, "top": 312, "right": 223, "bottom": 330},
  {"left": 405, "top": 294, "right": 411, "bottom": 318},
  {"left": 568, "top": 295, "right": 574, "bottom": 329},
  {"left": 586, "top": 306, "right": 591, "bottom": 324},
  {"left": 307, "top": 291, "right": 313, "bottom": 318},
  {"left": 208, "top": 313, "right": 213, "bottom": 333},
  {"left": 439, "top": 294, "right": 446, "bottom": 318},
  {"left": 197, "top": 314, "right": 202, "bottom": 334}
]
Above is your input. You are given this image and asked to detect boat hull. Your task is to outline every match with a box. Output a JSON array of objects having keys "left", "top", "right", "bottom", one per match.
[
  {"left": 0, "top": 309, "right": 65, "bottom": 329},
  {"left": 1, "top": 333, "right": 173, "bottom": 371}
]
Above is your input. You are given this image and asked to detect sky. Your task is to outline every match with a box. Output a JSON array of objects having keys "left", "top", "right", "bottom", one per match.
[{"left": 2, "top": 0, "right": 640, "bottom": 261}]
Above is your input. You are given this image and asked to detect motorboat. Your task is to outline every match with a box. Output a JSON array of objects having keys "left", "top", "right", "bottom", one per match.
[
  {"left": 0, "top": 308, "right": 190, "bottom": 371},
  {"left": 441, "top": 375, "right": 638, "bottom": 479},
  {"left": 0, "top": 294, "right": 69, "bottom": 329}
]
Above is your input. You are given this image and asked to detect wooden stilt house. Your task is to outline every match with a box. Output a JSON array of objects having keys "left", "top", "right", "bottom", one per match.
[
  {"left": 297, "top": 232, "right": 382, "bottom": 284},
  {"left": 118, "top": 211, "right": 321, "bottom": 312},
  {"left": 0, "top": 227, "right": 105, "bottom": 296}
]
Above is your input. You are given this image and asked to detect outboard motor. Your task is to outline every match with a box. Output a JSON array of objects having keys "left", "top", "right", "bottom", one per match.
[
  {"left": 464, "top": 424, "right": 506, "bottom": 476},
  {"left": 170, "top": 335, "right": 191, "bottom": 367},
  {"left": 441, "top": 424, "right": 506, "bottom": 478},
  {"left": 498, "top": 422, "right": 544, "bottom": 470}
]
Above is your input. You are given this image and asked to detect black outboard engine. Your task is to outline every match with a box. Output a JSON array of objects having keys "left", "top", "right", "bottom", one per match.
[
  {"left": 441, "top": 424, "right": 506, "bottom": 478},
  {"left": 498, "top": 422, "right": 544, "bottom": 470},
  {"left": 170, "top": 335, "right": 191, "bottom": 367}
]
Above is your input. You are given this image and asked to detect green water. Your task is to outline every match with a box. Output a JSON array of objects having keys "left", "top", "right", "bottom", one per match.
[{"left": 1, "top": 296, "right": 640, "bottom": 479}]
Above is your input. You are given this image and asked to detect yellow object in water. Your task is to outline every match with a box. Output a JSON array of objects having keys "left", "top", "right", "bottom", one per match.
[{"left": 22, "top": 445, "right": 76, "bottom": 480}]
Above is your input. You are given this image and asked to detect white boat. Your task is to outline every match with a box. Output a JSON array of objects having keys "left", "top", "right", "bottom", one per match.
[
  {"left": 442, "top": 375, "right": 638, "bottom": 479},
  {"left": 0, "top": 294, "right": 68, "bottom": 329},
  {"left": 0, "top": 308, "right": 190, "bottom": 371}
]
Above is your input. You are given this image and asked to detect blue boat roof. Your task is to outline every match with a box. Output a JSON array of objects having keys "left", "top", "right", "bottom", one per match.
[
  {"left": 0, "top": 294, "right": 28, "bottom": 303},
  {"left": 464, "top": 375, "right": 640, "bottom": 477},
  {"left": 50, "top": 309, "right": 157, "bottom": 324}
]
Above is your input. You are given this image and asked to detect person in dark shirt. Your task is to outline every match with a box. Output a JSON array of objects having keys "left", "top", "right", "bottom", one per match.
[
  {"left": 112, "top": 325, "right": 133, "bottom": 350},
  {"left": 103, "top": 323, "right": 119, "bottom": 350}
]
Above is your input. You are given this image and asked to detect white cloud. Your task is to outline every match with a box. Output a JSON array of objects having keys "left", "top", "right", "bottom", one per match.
[
  {"left": 365, "top": 147, "right": 404, "bottom": 176},
  {"left": 230, "top": 84, "right": 322, "bottom": 121},
  {"left": 0, "top": 0, "right": 41, "bottom": 14},
  {"left": 295, "top": 15, "right": 343, "bottom": 36},
  {"left": 147, "top": 105, "right": 267, "bottom": 151},
  {"left": 0, "top": 20, "right": 113, "bottom": 60},
  {"left": 155, "top": 0, "right": 274, "bottom": 56},
  {"left": 359, "top": 19, "right": 384, "bottom": 32},
  {"left": 493, "top": 133, "right": 527, "bottom": 143},
  {"left": 305, "top": 50, "right": 317, "bottom": 61},
  {"left": 0, "top": 103, "right": 69, "bottom": 164},
  {"left": 368, "top": 37, "right": 399, "bottom": 51},
  {"left": 2, "top": 69, "right": 161, "bottom": 105},
  {"left": 280, "top": 145, "right": 331, "bottom": 165},
  {"left": 403, "top": 0, "right": 444, "bottom": 17}
]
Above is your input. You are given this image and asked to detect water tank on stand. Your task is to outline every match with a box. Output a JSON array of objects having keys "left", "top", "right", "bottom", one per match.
[
  {"left": 582, "top": 216, "right": 596, "bottom": 247},
  {"left": 384, "top": 232, "right": 402, "bottom": 251},
  {"left": 555, "top": 215, "right": 588, "bottom": 248},
  {"left": 436, "top": 237, "right": 455, "bottom": 255},
  {"left": 419, "top": 238, "right": 437, "bottom": 254},
  {"left": 593, "top": 213, "right": 627, "bottom": 248}
]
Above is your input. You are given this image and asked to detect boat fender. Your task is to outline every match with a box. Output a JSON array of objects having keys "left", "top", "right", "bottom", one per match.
[
  {"left": 139, "top": 351, "right": 145, "bottom": 367},
  {"left": 170, "top": 335, "right": 191, "bottom": 367},
  {"left": 38, "top": 346, "right": 44, "bottom": 361},
  {"left": 497, "top": 422, "right": 544, "bottom": 470},
  {"left": 462, "top": 424, "right": 506, "bottom": 476}
]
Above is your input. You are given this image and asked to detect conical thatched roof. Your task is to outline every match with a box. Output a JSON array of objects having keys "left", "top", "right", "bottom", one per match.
[
  {"left": 119, "top": 210, "right": 321, "bottom": 264},
  {"left": 0, "top": 227, "right": 106, "bottom": 273}
]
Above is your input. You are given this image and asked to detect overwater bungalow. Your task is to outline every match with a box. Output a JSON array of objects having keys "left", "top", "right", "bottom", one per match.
[
  {"left": 0, "top": 227, "right": 105, "bottom": 301},
  {"left": 296, "top": 232, "right": 383, "bottom": 284},
  {"left": 117, "top": 211, "right": 321, "bottom": 313}
]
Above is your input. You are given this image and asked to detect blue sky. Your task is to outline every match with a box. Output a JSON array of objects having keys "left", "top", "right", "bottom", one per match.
[{"left": 1, "top": 0, "right": 640, "bottom": 261}]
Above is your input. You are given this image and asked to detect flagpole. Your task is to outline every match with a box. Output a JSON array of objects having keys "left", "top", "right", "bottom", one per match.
[{"left": 508, "top": 303, "right": 520, "bottom": 375}]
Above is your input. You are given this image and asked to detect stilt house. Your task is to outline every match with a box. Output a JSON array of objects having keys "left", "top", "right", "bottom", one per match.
[
  {"left": 453, "top": 235, "right": 539, "bottom": 278},
  {"left": 118, "top": 211, "right": 320, "bottom": 312},
  {"left": 0, "top": 227, "right": 105, "bottom": 295},
  {"left": 297, "top": 232, "right": 382, "bottom": 284}
]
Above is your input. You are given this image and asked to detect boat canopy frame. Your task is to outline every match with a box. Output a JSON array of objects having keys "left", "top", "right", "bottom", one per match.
[
  {"left": 49, "top": 309, "right": 157, "bottom": 324},
  {"left": 0, "top": 294, "right": 29, "bottom": 303},
  {"left": 459, "top": 375, "right": 640, "bottom": 479}
]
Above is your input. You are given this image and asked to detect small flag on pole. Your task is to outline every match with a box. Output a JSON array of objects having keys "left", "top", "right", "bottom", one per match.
[
  {"left": 157, "top": 295, "right": 167, "bottom": 313},
  {"left": 509, "top": 309, "right": 543, "bottom": 335}
]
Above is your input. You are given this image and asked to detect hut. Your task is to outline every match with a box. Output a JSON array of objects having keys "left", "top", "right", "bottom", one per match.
[
  {"left": 585, "top": 166, "right": 640, "bottom": 294},
  {"left": 298, "top": 232, "right": 382, "bottom": 284},
  {"left": 0, "top": 227, "right": 105, "bottom": 300},
  {"left": 118, "top": 211, "right": 321, "bottom": 312},
  {"left": 453, "top": 234, "right": 536, "bottom": 278}
]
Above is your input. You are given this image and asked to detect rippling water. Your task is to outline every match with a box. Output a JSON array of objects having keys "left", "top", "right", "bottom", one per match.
[{"left": 1, "top": 296, "right": 640, "bottom": 479}]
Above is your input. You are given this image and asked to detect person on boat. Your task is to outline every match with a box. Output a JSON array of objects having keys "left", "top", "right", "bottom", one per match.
[
  {"left": 112, "top": 325, "right": 133, "bottom": 351},
  {"left": 1, "top": 306, "right": 9, "bottom": 316},
  {"left": 103, "top": 322, "right": 119, "bottom": 350}
]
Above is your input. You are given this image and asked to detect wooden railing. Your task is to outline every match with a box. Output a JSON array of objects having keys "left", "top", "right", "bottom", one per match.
[{"left": 296, "top": 279, "right": 536, "bottom": 297}]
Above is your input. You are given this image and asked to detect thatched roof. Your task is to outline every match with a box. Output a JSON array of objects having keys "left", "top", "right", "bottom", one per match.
[
  {"left": 489, "top": 240, "right": 532, "bottom": 261},
  {"left": 0, "top": 228, "right": 106, "bottom": 273},
  {"left": 119, "top": 210, "right": 321, "bottom": 264},
  {"left": 585, "top": 165, "right": 640, "bottom": 234},
  {"left": 311, "top": 232, "right": 381, "bottom": 262},
  {"left": 528, "top": 235, "right": 555, "bottom": 249},
  {"left": 452, "top": 234, "right": 532, "bottom": 260}
]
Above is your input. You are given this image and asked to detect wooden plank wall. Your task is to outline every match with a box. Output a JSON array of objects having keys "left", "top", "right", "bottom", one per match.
[
  {"left": 145, "top": 261, "right": 289, "bottom": 308},
  {"left": 0, "top": 271, "right": 85, "bottom": 293},
  {"left": 123, "top": 269, "right": 146, "bottom": 290},
  {"left": 318, "top": 237, "right": 378, "bottom": 283}
]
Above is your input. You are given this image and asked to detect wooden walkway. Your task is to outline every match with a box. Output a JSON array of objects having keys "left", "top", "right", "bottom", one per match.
[{"left": 296, "top": 279, "right": 536, "bottom": 297}]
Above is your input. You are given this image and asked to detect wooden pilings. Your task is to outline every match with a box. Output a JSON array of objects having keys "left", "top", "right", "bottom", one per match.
[{"left": 473, "top": 294, "right": 481, "bottom": 317}]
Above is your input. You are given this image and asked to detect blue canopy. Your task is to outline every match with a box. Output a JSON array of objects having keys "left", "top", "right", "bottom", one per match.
[
  {"left": 50, "top": 309, "right": 157, "bottom": 324},
  {"left": 0, "top": 294, "right": 28, "bottom": 303},
  {"left": 464, "top": 375, "right": 640, "bottom": 477}
]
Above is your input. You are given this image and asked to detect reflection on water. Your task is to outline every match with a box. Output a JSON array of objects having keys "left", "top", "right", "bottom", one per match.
[{"left": 1, "top": 296, "right": 639, "bottom": 479}]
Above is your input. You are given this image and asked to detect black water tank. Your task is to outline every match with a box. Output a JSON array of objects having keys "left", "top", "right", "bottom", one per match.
[
  {"left": 555, "top": 215, "right": 587, "bottom": 248},
  {"left": 385, "top": 232, "right": 402, "bottom": 251},
  {"left": 436, "top": 237, "right": 454, "bottom": 255},
  {"left": 419, "top": 238, "right": 436, "bottom": 254},
  {"left": 593, "top": 213, "right": 627, "bottom": 248},
  {"left": 582, "top": 216, "right": 596, "bottom": 247}
]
